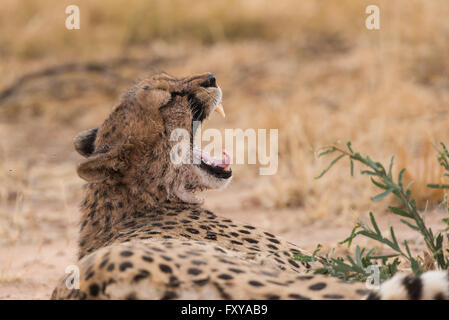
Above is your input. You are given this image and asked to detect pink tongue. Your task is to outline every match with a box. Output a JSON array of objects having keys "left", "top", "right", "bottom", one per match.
[
  {"left": 195, "top": 149, "right": 231, "bottom": 169},
  {"left": 217, "top": 150, "right": 231, "bottom": 168}
]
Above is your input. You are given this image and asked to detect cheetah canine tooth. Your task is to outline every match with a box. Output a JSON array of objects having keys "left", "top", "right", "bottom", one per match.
[{"left": 215, "top": 103, "right": 226, "bottom": 118}]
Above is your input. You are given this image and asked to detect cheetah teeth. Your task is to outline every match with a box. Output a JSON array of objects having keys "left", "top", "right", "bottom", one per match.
[{"left": 214, "top": 103, "right": 226, "bottom": 118}]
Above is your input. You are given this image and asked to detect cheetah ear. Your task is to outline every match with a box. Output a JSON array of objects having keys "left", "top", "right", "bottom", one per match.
[
  {"left": 74, "top": 128, "right": 98, "bottom": 157},
  {"left": 77, "top": 145, "right": 127, "bottom": 182}
]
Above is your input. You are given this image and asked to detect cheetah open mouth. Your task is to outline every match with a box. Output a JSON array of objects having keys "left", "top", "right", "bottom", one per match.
[
  {"left": 193, "top": 147, "right": 232, "bottom": 179},
  {"left": 192, "top": 103, "right": 232, "bottom": 180}
]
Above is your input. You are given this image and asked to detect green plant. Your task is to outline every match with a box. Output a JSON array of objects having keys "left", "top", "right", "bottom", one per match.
[
  {"left": 293, "top": 142, "right": 449, "bottom": 283},
  {"left": 294, "top": 243, "right": 400, "bottom": 282}
]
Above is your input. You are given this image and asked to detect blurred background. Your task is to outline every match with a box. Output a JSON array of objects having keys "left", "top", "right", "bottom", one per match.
[{"left": 1, "top": 0, "right": 449, "bottom": 298}]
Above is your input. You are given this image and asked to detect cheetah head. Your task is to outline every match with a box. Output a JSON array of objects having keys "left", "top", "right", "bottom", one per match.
[{"left": 74, "top": 73, "right": 231, "bottom": 204}]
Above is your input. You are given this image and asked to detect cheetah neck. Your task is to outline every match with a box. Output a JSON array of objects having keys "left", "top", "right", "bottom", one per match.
[{"left": 78, "top": 181, "right": 201, "bottom": 259}]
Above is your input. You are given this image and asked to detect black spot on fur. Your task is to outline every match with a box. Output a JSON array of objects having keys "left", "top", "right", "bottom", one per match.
[
  {"left": 161, "top": 291, "right": 177, "bottom": 300},
  {"left": 120, "top": 251, "right": 133, "bottom": 257},
  {"left": 228, "top": 268, "right": 245, "bottom": 274},
  {"left": 133, "top": 270, "right": 151, "bottom": 282},
  {"left": 191, "top": 260, "right": 207, "bottom": 266},
  {"left": 217, "top": 274, "right": 233, "bottom": 280},
  {"left": 366, "top": 291, "right": 381, "bottom": 300},
  {"left": 119, "top": 262, "right": 133, "bottom": 272},
  {"left": 214, "top": 247, "right": 226, "bottom": 254},
  {"left": 186, "top": 228, "right": 200, "bottom": 234},
  {"left": 402, "top": 275, "right": 423, "bottom": 300},
  {"left": 104, "top": 202, "right": 113, "bottom": 210},
  {"left": 289, "top": 293, "right": 310, "bottom": 300},
  {"left": 167, "top": 275, "right": 181, "bottom": 288},
  {"left": 89, "top": 283, "right": 100, "bottom": 297},
  {"left": 434, "top": 293, "right": 446, "bottom": 300},
  {"left": 323, "top": 294, "right": 344, "bottom": 299},
  {"left": 274, "top": 258, "right": 285, "bottom": 265},
  {"left": 213, "top": 282, "right": 232, "bottom": 299},
  {"left": 288, "top": 259, "right": 300, "bottom": 268},
  {"left": 356, "top": 289, "right": 370, "bottom": 296},
  {"left": 296, "top": 275, "right": 314, "bottom": 281},
  {"left": 242, "top": 238, "right": 259, "bottom": 244},
  {"left": 205, "top": 232, "right": 217, "bottom": 241},
  {"left": 309, "top": 282, "right": 327, "bottom": 291},
  {"left": 187, "top": 268, "right": 202, "bottom": 276},
  {"left": 159, "top": 264, "right": 172, "bottom": 274},
  {"left": 248, "top": 280, "right": 264, "bottom": 287},
  {"left": 193, "top": 278, "right": 210, "bottom": 286},
  {"left": 161, "top": 255, "right": 173, "bottom": 261},
  {"left": 85, "top": 271, "right": 95, "bottom": 281}
]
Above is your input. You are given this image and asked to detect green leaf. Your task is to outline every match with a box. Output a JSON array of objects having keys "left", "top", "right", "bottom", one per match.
[
  {"left": 389, "top": 206, "right": 412, "bottom": 218},
  {"left": 317, "top": 147, "right": 337, "bottom": 158},
  {"left": 350, "top": 159, "right": 354, "bottom": 177},
  {"left": 315, "top": 153, "right": 346, "bottom": 179},
  {"left": 312, "top": 244, "right": 322, "bottom": 258},
  {"left": 355, "top": 246, "right": 363, "bottom": 267},
  {"left": 388, "top": 156, "right": 395, "bottom": 179},
  {"left": 435, "top": 234, "right": 443, "bottom": 250},
  {"left": 410, "top": 258, "right": 422, "bottom": 275},
  {"left": 371, "top": 177, "right": 388, "bottom": 190},
  {"left": 398, "top": 168, "right": 406, "bottom": 189},
  {"left": 346, "top": 141, "right": 353, "bottom": 153},
  {"left": 361, "top": 170, "right": 377, "bottom": 176},
  {"left": 371, "top": 254, "right": 400, "bottom": 260},
  {"left": 400, "top": 219, "right": 419, "bottom": 231},
  {"left": 404, "top": 240, "right": 413, "bottom": 258},
  {"left": 371, "top": 189, "right": 393, "bottom": 202},
  {"left": 369, "top": 212, "right": 382, "bottom": 236},
  {"left": 427, "top": 184, "right": 449, "bottom": 189},
  {"left": 359, "top": 230, "right": 382, "bottom": 242},
  {"left": 292, "top": 253, "right": 314, "bottom": 263},
  {"left": 389, "top": 227, "right": 400, "bottom": 250},
  {"left": 338, "top": 224, "right": 360, "bottom": 248}
]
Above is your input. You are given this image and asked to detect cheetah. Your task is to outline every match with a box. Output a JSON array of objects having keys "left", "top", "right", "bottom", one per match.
[{"left": 52, "top": 73, "right": 449, "bottom": 300}]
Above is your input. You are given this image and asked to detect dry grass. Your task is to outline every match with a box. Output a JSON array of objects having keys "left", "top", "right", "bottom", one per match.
[{"left": 1, "top": 0, "right": 449, "bottom": 245}]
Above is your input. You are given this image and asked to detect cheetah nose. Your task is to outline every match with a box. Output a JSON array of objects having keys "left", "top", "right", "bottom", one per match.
[
  {"left": 208, "top": 74, "right": 217, "bottom": 88},
  {"left": 200, "top": 74, "right": 217, "bottom": 88}
]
